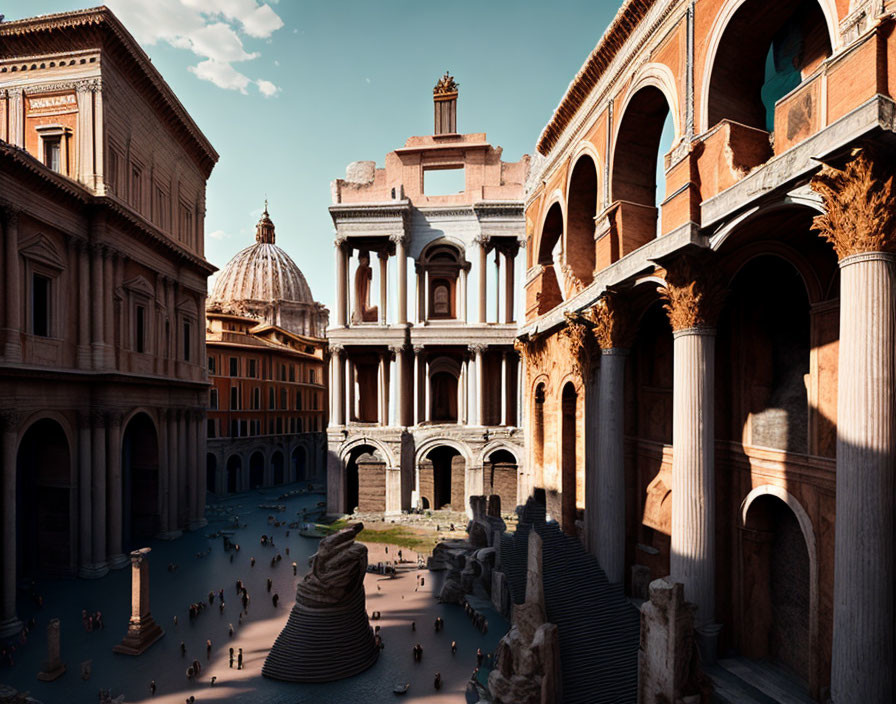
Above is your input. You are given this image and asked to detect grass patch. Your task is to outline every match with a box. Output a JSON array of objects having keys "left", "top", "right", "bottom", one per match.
[{"left": 316, "top": 520, "right": 439, "bottom": 553}]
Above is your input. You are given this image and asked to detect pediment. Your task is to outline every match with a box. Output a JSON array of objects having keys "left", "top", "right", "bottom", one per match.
[
  {"left": 19, "top": 233, "right": 65, "bottom": 270},
  {"left": 122, "top": 275, "right": 155, "bottom": 298}
]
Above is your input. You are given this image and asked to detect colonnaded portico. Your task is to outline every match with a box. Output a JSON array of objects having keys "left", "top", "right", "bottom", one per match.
[{"left": 326, "top": 75, "right": 528, "bottom": 518}]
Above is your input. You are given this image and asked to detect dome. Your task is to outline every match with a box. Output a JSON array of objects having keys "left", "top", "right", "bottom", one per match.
[{"left": 210, "top": 205, "right": 314, "bottom": 305}]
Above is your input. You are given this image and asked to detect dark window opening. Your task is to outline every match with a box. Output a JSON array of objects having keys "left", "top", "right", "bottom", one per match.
[
  {"left": 183, "top": 321, "right": 191, "bottom": 361},
  {"left": 32, "top": 274, "right": 50, "bottom": 337},
  {"left": 135, "top": 304, "right": 146, "bottom": 353}
]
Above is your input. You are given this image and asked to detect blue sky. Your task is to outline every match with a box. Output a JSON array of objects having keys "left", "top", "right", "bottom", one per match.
[{"left": 2, "top": 0, "right": 618, "bottom": 311}]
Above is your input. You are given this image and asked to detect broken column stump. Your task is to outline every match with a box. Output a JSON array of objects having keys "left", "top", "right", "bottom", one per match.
[
  {"left": 37, "top": 618, "right": 65, "bottom": 681},
  {"left": 112, "top": 548, "right": 164, "bottom": 655}
]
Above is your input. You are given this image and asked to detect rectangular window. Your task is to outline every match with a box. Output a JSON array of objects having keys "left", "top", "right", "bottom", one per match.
[
  {"left": 423, "top": 166, "right": 465, "bottom": 195},
  {"left": 280, "top": 389, "right": 287, "bottom": 410},
  {"left": 32, "top": 273, "right": 50, "bottom": 337},
  {"left": 309, "top": 368, "right": 316, "bottom": 384},
  {"left": 280, "top": 364, "right": 286, "bottom": 381},
  {"left": 230, "top": 387, "right": 238, "bottom": 410},
  {"left": 230, "top": 357, "right": 239, "bottom": 377},
  {"left": 268, "top": 387, "right": 275, "bottom": 410},
  {"left": 208, "top": 356, "right": 216, "bottom": 374},
  {"left": 183, "top": 321, "right": 191, "bottom": 361},
  {"left": 209, "top": 389, "right": 218, "bottom": 409},
  {"left": 295, "top": 392, "right": 302, "bottom": 410},
  {"left": 249, "top": 358, "right": 257, "bottom": 378},
  {"left": 155, "top": 186, "right": 168, "bottom": 230},
  {"left": 230, "top": 419, "right": 238, "bottom": 437},
  {"left": 131, "top": 165, "right": 143, "bottom": 212},
  {"left": 240, "top": 420, "right": 247, "bottom": 437},
  {"left": 253, "top": 387, "right": 260, "bottom": 410},
  {"left": 289, "top": 366, "right": 295, "bottom": 382},
  {"left": 276, "top": 417, "right": 283, "bottom": 434},
  {"left": 43, "top": 137, "right": 61, "bottom": 172},
  {"left": 207, "top": 419, "right": 216, "bottom": 439},
  {"left": 135, "top": 304, "right": 146, "bottom": 353}
]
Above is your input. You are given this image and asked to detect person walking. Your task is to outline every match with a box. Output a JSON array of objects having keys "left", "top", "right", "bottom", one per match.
[
  {"left": 451, "top": 640, "right": 457, "bottom": 655},
  {"left": 149, "top": 680, "right": 156, "bottom": 696},
  {"left": 237, "top": 648, "right": 243, "bottom": 670},
  {"left": 434, "top": 672, "right": 442, "bottom": 690},
  {"left": 476, "top": 648, "right": 483, "bottom": 667},
  {"left": 229, "top": 647, "right": 234, "bottom": 668},
  {"left": 272, "top": 593, "right": 279, "bottom": 607},
  {"left": 206, "top": 639, "right": 212, "bottom": 660}
]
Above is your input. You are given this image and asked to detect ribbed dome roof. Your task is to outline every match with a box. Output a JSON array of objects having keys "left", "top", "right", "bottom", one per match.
[{"left": 210, "top": 205, "right": 314, "bottom": 305}]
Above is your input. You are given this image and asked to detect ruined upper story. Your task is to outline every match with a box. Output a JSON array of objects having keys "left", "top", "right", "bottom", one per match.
[
  {"left": 331, "top": 73, "right": 529, "bottom": 208},
  {"left": 0, "top": 6, "right": 219, "bottom": 258},
  {"left": 524, "top": 0, "right": 896, "bottom": 324}
]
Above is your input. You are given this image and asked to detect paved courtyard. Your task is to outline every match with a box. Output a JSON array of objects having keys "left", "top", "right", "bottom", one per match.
[{"left": 0, "top": 484, "right": 506, "bottom": 703}]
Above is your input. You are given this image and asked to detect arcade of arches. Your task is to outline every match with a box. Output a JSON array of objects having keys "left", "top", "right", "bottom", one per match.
[
  {"left": 522, "top": 0, "right": 896, "bottom": 698},
  {"left": 210, "top": 442, "right": 318, "bottom": 496}
]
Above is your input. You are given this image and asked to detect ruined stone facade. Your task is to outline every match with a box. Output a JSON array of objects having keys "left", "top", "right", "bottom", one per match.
[
  {"left": 205, "top": 208, "right": 328, "bottom": 494},
  {"left": 326, "top": 77, "right": 529, "bottom": 518},
  {"left": 523, "top": 0, "right": 896, "bottom": 700},
  {"left": 0, "top": 7, "right": 218, "bottom": 639}
]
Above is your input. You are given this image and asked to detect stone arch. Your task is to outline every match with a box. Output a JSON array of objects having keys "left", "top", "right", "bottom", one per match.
[
  {"left": 339, "top": 436, "right": 396, "bottom": 469},
  {"left": 536, "top": 198, "right": 567, "bottom": 309},
  {"left": 724, "top": 241, "right": 824, "bottom": 305},
  {"left": 482, "top": 442, "right": 521, "bottom": 512},
  {"left": 614, "top": 62, "right": 682, "bottom": 149},
  {"left": 478, "top": 440, "right": 521, "bottom": 468},
  {"left": 740, "top": 484, "right": 819, "bottom": 695},
  {"left": 292, "top": 444, "right": 308, "bottom": 482},
  {"left": 418, "top": 443, "right": 467, "bottom": 511},
  {"left": 16, "top": 416, "right": 74, "bottom": 577},
  {"left": 559, "top": 381, "right": 578, "bottom": 535},
  {"left": 414, "top": 436, "right": 474, "bottom": 468},
  {"left": 532, "top": 377, "right": 548, "bottom": 489},
  {"left": 564, "top": 150, "right": 600, "bottom": 286},
  {"left": 249, "top": 450, "right": 265, "bottom": 490},
  {"left": 701, "top": 0, "right": 837, "bottom": 133}
]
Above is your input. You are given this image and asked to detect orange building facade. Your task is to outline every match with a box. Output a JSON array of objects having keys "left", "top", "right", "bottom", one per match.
[{"left": 521, "top": 0, "right": 896, "bottom": 700}]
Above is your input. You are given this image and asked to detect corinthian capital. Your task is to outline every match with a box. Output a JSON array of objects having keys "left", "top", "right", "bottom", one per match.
[
  {"left": 811, "top": 148, "right": 896, "bottom": 259},
  {"left": 659, "top": 252, "right": 726, "bottom": 332},
  {"left": 588, "top": 292, "right": 633, "bottom": 350}
]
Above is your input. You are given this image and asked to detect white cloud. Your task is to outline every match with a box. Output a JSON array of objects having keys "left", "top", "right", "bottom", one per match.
[
  {"left": 107, "top": 0, "right": 283, "bottom": 96},
  {"left": 208, "top": 229, "right": 230, "bottom": 240},
  {"left": 256, "top": 79, "right": 280, "bottom": 97}
]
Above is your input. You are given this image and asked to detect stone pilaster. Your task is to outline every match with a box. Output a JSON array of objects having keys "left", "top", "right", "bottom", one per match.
[
  {"left": 660, "top": 253, "right": 724, "bottom": 636},
  {"left": 90, "top": 409, "right": 109, "bottom": 576},
  {"left": 812, "top": 149, "right": 896, "bottom": 702},
  {"left": 587, "top": 293, "right": 634, "bottom": 584},
  {"left": 3, "top": 209, "right": 22, "bottom": 362},
  {"left": 106, "top": 412, "right": 127, "bottom": 569},
  {"left": 77, "top": 412, "right": 94, "bottom": 575}
]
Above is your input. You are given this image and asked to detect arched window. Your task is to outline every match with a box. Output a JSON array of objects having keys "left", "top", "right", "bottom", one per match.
[
  {"left": 421, "top": 244, "right": 463, "bottom": 321},
  {"left": 566, "top": 155, "right": 598, "bottom": 285},
  {"left": 535, "top": 204, "right": 564, "bottom": 313}
]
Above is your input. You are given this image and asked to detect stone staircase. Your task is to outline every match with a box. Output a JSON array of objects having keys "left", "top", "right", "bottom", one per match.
[{"left": 500, "top": 500, "right": 640, "bottom": 704}]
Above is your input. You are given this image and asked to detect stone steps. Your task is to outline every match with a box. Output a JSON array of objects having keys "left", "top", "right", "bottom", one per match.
[{"left": 499, "top": 499, "right": 639, "bottom": 704}]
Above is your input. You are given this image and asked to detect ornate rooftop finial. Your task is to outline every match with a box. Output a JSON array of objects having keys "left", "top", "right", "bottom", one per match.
[
  {"left": 433, "top": 71, "right": 458, "bottom": 96},
  {"left": 256, "top": 201, "right": 275, "bottom": 244}
]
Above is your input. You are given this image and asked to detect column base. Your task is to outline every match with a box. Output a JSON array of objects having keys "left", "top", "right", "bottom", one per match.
[
  {"left": 188, "top": 518, "right": 208, "bottom": 531},
  {"left": 78, "top": 562, "right": 109, "bottom": 579},
  {"left": 695, "top": 623, "right": 723, "bottom": 665},
  {"left": 157, "top": 529, "right": 183, "bottom": 541},
  {"left": 112, "top": 617, "right": 164, "bottom": 656},
  {"left": 37, "top": 661, "right": 66, "bottom": 681},
  {"left": 0, "top": 616, "right": 24, "bottom": 639},
  {"left": 108, "top": 553, "right": 129, "bottom": 570}
]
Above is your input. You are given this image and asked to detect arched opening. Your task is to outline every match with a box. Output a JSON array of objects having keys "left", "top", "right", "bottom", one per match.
[
  {"left": 16, "top": 419, "right": 72, "bottom": 578},
  {"left": 485, "top": 448, "right": 518, "bottom": 511},
  {"left": 422, "top": 243, "right": 463, "bottom": 321},
  {"left": 350, "top": 356, "right": 379, "bottom": 423},
  {"left": 740, "top": 494, "right": 811, "bottom": 690},
  {"left": 249, "top": 451, "right": 265, "bottom": 489},
  {"left": 430, "top": 371, "right": 458, "bottom": 422},
  {"left": 560, "top": 382, "right": 578, "bottom": 536},
  {"left": 707, "top": 0, "right": 832, "bottom": 135},
  {"left": 533, "top": 383, "right": 546, "bottom": 488},
  {"left": 421, "top": 446, "right": 464, "bottom": 511},
  {"left": 718, "top": 255, "right": 810, "bottom": 453},
  {"left": 226, "top": 455, "right": 241, "bottom": 494},
  {"left": 206, "top": 453, "right": 217, "bottom": 495},
  {"left": 272, "top": 451, "right": 284, "bottom": 485},
  {"left": 566, "top": 155, "right": 598, "bottom": 285},
  {"left": 344, "top": 444, "right": 382, "bottom": 514},
  {"left": 612, "top": 86, "right": 674, "bottom": 246},
  {"left": 536, "top": 203, "right": 565, "bottom": 312},
  {"left": 292, "top": 446, "right": 307, "bottom": 482},
  {"left": 121, "top": 413, "right": 160, "bottom": 549}
]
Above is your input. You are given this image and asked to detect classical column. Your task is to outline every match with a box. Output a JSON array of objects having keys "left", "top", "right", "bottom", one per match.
[
  {"left": 112, "top": 548, "right": 164, "bottom": 655},
  {"left": 77, "top": 241, "right": 91, "bottom": 368},
  {"left": 378, "top": 251, "right": 388, "bottom": 325},
  {"left": 457, "top": 357, "right": 466, "bottom": 426},
  {"left": 331, "top": 345, "right": 344, "bottom": 426},
  {"left": 167, "top": 410, "right": 180, "bottom": 536},
  {"left": 90, "top": 244, "right": 105, "bottom": 368},
  {"left": 504, "top": 246, "right": 516, "bottom": 323},
  {"left": 195, "top": 410, "right": 207, "bottom": 528},
  {"left": 589, "top": 294, "right": 633, "bottom": 583},
  {"left": 106, "top": 412, "right": 126, "bottom": 569},
  {"left": 3, "top": 210, "right": 22, "bottom": 362},
  {"left": 158, "top": 411, "right": 170, "bottom": 535},
  {"left": 393, "top": 235, "right": 408, "bottom": 325},
  {"left": 459, "top": 262, "right": 469, "bottom": 323},
  {"left": 177, "top": 410, "right": 187, "bottom": 527},
  {"left": 415, "top": 265, "right": 424, "bottom": 324},
  {"left": 91, "top": 410, "right": 108, "bottom": 574},
  {"left": 812, "top": 151, "right": 896, "bottom": 702},
  {"left": 423, "top": 355, "right": 431, "bottom": 423},
  {"left": 335, "top": 238, "right": 348, "bottom": 327},
  {"left": 378, "top": 352, "right": 387, "bottom": 426},
  {"left": 500, "top": 351, "right": 508, "bottom": 425},
  {"left": 475, "top": 236, "right": 488, "bottom": 323},
  {"left": 424, "top": 269, "right": 430, "bottom": 322},
  {"left": 413, "top": 346, "right": 424, "bottom": 424},
  {"left": 347, "top": 358, "right": 356, "bottom": 423},
  {"left": 661, "top": 254, "right": 724, "bottom": 637},
  {"left": 470, "top": 344, "right": 485, "bottom": 425},
  {"left": 77, "top": 412, "right": 94, "bottom": 574},
  {"left": 391, "top": 344, "right": 406, "bottom": 426},
  {"left": 186, "top": 411, "right": 199, "bottom": 528},
  {"left": 0, "top": 411, "right": 23, "bottom": 638},
  {"left": 76, "top": 82, "right": 94, "bottom": 185},
  {"left": 104, "top": 251, "right": 116, "bottom": 368},
  {"left": 7, "top": 88, "right": 24, "bottom": 148},
  {"left": 494, "top": 248, "right": 502, "bottom": 323}
]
